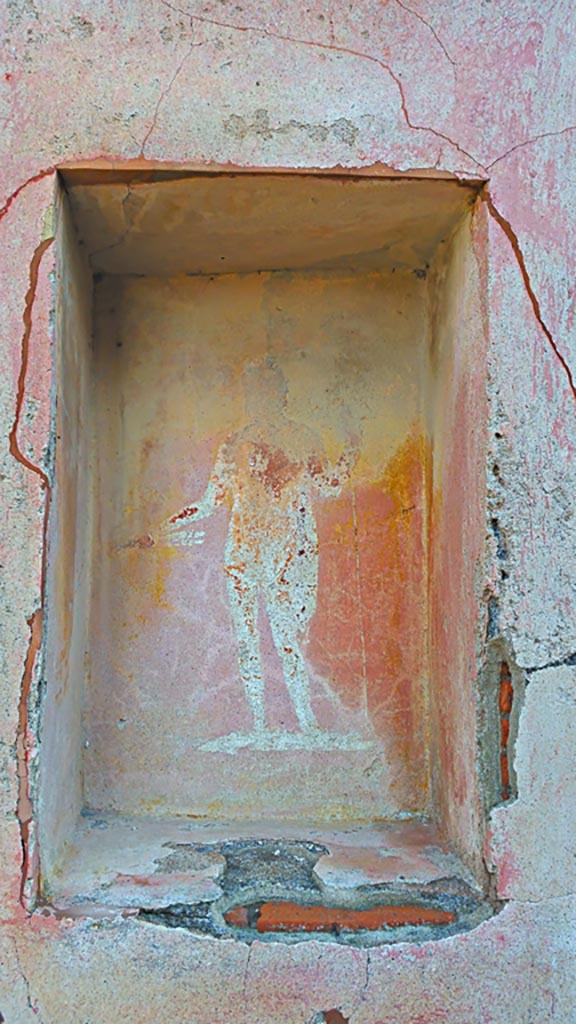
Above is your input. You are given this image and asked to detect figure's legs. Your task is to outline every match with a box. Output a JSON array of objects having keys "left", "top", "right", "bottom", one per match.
[
  {"left": 267, "top": 596, "right": 317, "bottom": 731},
  {"left": 262, "top": 533, "right": 319, "bottom": 732},
  {"left": 225, "top": 563, "right": 266, "bottom": 732}
]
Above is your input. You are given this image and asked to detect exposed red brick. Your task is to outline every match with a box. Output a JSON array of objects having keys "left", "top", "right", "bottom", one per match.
[
  {"left": 500, "top": 753, "right": 508, "bottom": 790},
  {"left": 224, "top": 901, "right": 455, "bottom": 932},
  {"left": 224, "top": 905, "right": 251, "bottom": 928},
  {"left": 323, "top": 1011, "right": 349, "bottom": 1024},
  {"left": 499, "top": 661, "right": 514, "bottom": 799},
  {"left": 499, "top": 663, "right": 513, "bottom": 713}
]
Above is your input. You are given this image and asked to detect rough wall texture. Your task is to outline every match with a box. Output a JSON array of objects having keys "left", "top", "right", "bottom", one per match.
[{"left": 0, "top": 1, "right": 575, "bottom": 1021}]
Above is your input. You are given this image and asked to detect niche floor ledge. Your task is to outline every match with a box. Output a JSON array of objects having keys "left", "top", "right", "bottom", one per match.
[{"left": 43, "top": 814, "right": 494, "bottom": 944}]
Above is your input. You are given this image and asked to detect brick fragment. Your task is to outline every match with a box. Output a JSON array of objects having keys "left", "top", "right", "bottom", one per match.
[{"left": 225, "top": 901, "right": 455, "bottom": 932}]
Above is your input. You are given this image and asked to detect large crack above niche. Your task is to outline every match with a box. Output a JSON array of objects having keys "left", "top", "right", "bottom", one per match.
[
  {"left": 482, "top": 190, "right": 576, "bottom": 402},
  {"left": 391, "top": 0, "right": 456, "bottom": 69},
  {"left": 157, "top": 0, "right": 483, "bottom": 169},
  {"left": 149, "top": 1, "right": 576, "bottom": 404}
]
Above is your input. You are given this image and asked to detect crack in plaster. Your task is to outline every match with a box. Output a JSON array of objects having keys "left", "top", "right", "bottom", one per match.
[
  {"left": 486, "top": 124, "right": 576, "bottom": 170},
  {"left": 16, "top": 608, "right": 42, "bottom": 906},
  {"left": 140, "top": 21, "right": 205, "bottom": 157},
  {"left": 349, "top": 949, "right": 371, "bottom": 1022},
  {"left": 524, "top": 652, "right": 576, "bottom": 675},
  {"left": 10, "top": 936, "right": 42, "bottom": 1020},
  {"left": 0, "top": 167, "right": 55, "bottom": 225},
  {"left": 392, "top": 0, "right": 456, "bottom": 68},
  {"left": 157, "top": 0, "right": 483, "bottom": 170},
  {"left": 242, "top": 941, "right": 253, "bottom": 1008},
  {"left": 482, "top": 190, "right": 576, "bottom": 403},
  {"left": 149, "top": 1, "right": 574, "bottom": 402},
  {"left": 90, "top": 185, "right": 134, "bottom": 264},
  {"left": 505, "top": 891, "right": 576, "bottom": 907},
  {"left": 1, "top": 36, "right": 571, "bottom": 425},
  {"left": 8, "top": 235, "right": 54, "bottom": 494},
  {"left": 8, "top": 232, "right": 54, "bottom": 907}
]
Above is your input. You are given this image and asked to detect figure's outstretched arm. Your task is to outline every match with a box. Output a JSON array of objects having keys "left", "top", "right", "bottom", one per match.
[
  {"left": 307, "top": 436, "right": 360, "bottom": 497},
  {"left": 159, "top": 442, "right": 232, "bottom": 545}
]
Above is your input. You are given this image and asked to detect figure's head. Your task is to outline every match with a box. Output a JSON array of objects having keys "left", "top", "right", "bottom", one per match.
[{"left": 243, "top": 358, "right": 288, "bottom": 422}]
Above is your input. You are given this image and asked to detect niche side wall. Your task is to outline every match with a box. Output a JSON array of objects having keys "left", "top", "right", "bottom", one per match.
[
  {"left": 427, "top": 205, "right": 489, "bottom": 876},
  {"left": 38, "top": 192, "right": 95, "bottom": 885}
]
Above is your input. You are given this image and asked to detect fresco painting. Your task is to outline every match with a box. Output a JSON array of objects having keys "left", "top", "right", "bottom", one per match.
[
  {"left": 159, "top": 360, "right": 363, "bottom": 751},
  {"left": 86, "top": 269, "right": 429, "bottom": 819}
]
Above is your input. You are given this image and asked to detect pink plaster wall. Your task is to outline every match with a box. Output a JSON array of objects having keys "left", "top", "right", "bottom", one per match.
[{"left": 1, "top": 2, "right": 575, "bottom": 1021}]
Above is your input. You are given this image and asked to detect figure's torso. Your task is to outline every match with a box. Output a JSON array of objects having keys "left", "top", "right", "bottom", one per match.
[{"left": 223, "top": 424, "right": 320, "bottom": 567}]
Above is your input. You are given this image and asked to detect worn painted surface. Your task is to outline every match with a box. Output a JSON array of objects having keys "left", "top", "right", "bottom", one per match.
[
  {"left": 85, "top": 267, "right": 429, "bottom": 820},
  {"left": 1, "top": 1, "right": 575, "bottom": 1020}
]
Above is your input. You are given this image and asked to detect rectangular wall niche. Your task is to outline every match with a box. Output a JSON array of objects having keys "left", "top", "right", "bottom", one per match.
[{"left": 37, "top": 170, "right": 491, "bottom": 940}]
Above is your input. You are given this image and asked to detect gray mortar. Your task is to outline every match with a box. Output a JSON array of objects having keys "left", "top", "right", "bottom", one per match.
[{"left": 218, "top": 838, "right": 328, "bottom": 897}]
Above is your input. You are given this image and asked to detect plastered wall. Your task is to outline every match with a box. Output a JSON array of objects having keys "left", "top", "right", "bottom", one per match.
[{"left": 1, "top": 2, "right": 575, "bottom": 1021}]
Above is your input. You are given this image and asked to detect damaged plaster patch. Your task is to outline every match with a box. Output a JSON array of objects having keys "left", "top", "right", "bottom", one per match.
[
  {"left": 477, "top": 640, "right": 525, "bottom": 818},
  {"left": 140, "top": 899, "right": 222, "bottom": 935},
  {"left": 224, "top": 109, "right": 359, "bottom": 146},
  {"left": 488, "top": 665, "right": 576, "bottom": 901},
  {"left": 154, "top": 843, "right": 224, "bottom": 875},
  {"left": 217, "top": 838, "right": 328, "bottom": 897},
  {"left": 136, "top": 837, "right": 492, "bottom": 944},
  {"left": 309, "top": 1011, "right": 349, "bottom": 1024}
]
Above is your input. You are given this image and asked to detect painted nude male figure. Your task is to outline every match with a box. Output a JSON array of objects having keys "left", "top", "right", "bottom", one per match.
[{"left": 161, "top": 362, "right": 360, "bottom": 737}]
